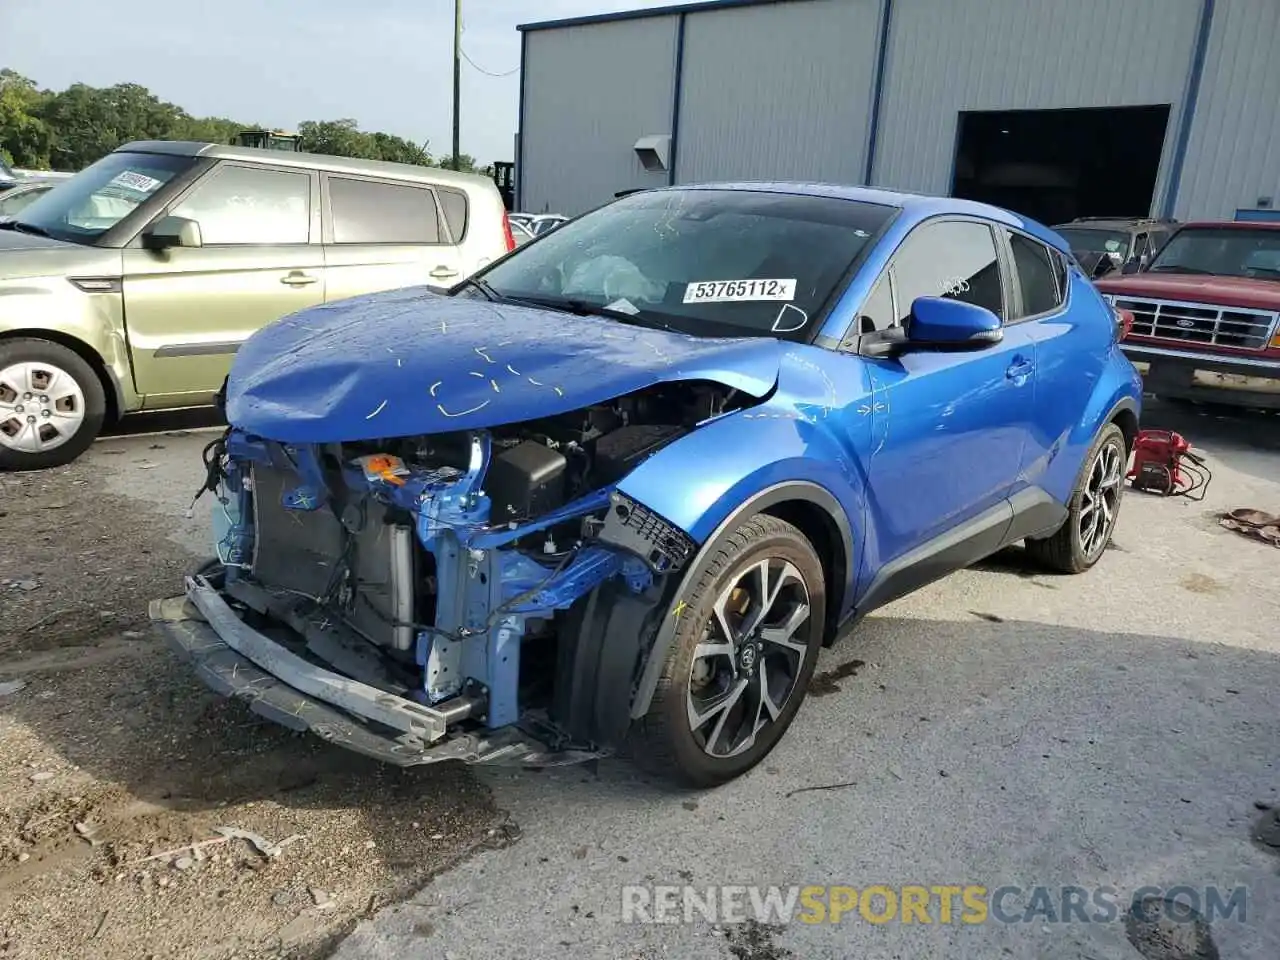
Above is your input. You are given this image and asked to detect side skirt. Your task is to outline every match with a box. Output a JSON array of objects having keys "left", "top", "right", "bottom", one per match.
[{"left": 846, "top": 487, "right": 1067, "bottom": 626}]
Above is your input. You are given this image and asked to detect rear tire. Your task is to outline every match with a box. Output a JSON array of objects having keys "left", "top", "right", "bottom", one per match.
[
  {"left": 1025, "top": 422, "right": 1127, "bottom": 574},
  {"left": 0, "top": 338, "right": 106, "bottom": 471},
  {"left": 629, "top": 514, "right": 826, "bottom": 788}
]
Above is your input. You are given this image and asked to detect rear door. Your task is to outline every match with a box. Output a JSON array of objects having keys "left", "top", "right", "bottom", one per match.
[
  {"left": 121, "top": 161, "right": 323, "bottom": 403},
  {"left": 1002, "top": 228, "right": 1110, "bottom": 491},
  {"left": 862, "top": 218, "right": 1038, "bottom": 564},
  {"left": 321, "top": 174, "right": 464, "bottom": 301}
]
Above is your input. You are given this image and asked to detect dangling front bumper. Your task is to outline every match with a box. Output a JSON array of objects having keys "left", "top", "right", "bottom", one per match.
[{"left": 151, "top": 580, "right": 605, "bottom": 768}]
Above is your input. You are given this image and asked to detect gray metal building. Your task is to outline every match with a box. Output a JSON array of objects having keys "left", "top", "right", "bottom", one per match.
[{"left": 514, "top": 0, "right": 1280, "bottom": 225}]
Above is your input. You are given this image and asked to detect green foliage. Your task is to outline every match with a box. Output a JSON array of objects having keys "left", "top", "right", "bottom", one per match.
[{"left": 0, "top": 71, "right": 472, "bottom": 174}]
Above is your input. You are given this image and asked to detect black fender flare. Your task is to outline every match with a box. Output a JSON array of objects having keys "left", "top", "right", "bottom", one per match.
[{"left": 628, "top": 480, "right": 854, "bottom": 720}]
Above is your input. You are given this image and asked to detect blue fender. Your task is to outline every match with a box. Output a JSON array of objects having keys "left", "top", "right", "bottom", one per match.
[
  {"left": 1041, "top": 353, "right": 1143, "bottom": 504},
  {"left": 619, "top": 403, "right": 871, "bottom": 719}
]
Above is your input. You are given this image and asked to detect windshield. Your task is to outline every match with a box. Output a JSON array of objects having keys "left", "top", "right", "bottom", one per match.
[
  {"left": 0, "top": 183, "right": 52, "bottom": 217},
  {"left": 13, "top": 151, "right": 193, "bottom": 244},
  {"left": 1056, "top": 228, "right": 1130, "bottom": 256},
  {"left": 1146, "top": 226, "right": 1280, "bottom": 280},
  {"left": 474, "top": 188, "right": 894, "bottom": 339}
]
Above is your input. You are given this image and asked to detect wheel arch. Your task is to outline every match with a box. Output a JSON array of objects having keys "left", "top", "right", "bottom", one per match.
[
  {"left": 0, "top": 328, "right": 124, "bottom": 423},
  {"left": 1110, "top": 399, "right": 1139, "bottom": 455},
  {"left": 629, "top": 480, "right": 855, "bottom": 720}
]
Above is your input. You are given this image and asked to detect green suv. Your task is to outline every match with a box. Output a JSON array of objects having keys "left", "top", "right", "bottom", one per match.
[{"left": 0, "top": 140, "right": 514, "bottom": 470}]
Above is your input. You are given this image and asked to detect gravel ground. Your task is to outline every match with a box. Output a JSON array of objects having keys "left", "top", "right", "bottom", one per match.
[{"left": 0, "top": 424, "right": 505, "bottom": 960}]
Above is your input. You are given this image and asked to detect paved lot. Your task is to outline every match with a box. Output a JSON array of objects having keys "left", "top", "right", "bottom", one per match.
[{"left": 4, "top": 400, "right": 1279, "bottom": 959}]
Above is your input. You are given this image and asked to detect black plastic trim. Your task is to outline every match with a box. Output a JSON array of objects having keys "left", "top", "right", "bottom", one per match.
[{"left": 852, "top": 498, "right": 1013, "bottom": 622}]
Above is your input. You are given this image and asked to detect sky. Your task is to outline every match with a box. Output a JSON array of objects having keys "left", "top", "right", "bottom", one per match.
[{"left": 1, "top": 0, "right": 677, "bottom": 165}]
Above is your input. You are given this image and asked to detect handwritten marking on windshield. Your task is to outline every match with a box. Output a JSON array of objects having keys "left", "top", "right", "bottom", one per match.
[
  {"left": 474, "top": 346, "right": 494, "bottom": 363},
  {"left": 365, "top": 400, "right": 388, "bottom": 419},
  {"left": 429, "top": 381, "right": 442, "bottom": 397},
  {"left": 506, "top": 363, "right": 522, "bottom": 376}
]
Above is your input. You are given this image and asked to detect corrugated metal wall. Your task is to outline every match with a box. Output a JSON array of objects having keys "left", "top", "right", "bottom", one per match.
[
  {"left": 1174, "top": 0, "right": 1280, "bottom": 219},
  {"left": 870, "top": 0, "right": 1203, "bottom": 208},
  {"left": 520, "top": 16, "right": 678, "bottom": 215},
  {"left": 674, "top": 0, "right": 881, "bottom": 185}
]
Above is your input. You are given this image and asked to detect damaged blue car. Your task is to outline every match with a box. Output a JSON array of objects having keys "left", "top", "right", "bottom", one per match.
[{"left": 151, "top": 184, "right": 1142, "bottom": 786}]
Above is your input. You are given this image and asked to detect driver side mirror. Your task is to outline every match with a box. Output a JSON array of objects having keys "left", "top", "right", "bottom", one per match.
[
  {"left": 142, "top": 215, "right": 202, "bottom": 251},
  {"left": 859, "top": 297, "right": 1002, "bottom": 358},
  {"left": 1091, "top": 256, "right": 1116, "bottom": 279},
  {"left": 907, "top": 296, "right": 1003, "bottom": 347},
  {"left": 1120, "top": 256, "right": 1142, "bottom": 275}
]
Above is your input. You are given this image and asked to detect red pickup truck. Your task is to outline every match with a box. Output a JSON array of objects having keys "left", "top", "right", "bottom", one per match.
[{"left": 1095, "top": 220, "right": 1280, "bottom": 410}]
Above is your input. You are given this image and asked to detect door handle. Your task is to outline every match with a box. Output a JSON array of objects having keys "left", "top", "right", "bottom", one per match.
[
  {"left": 281, "top": 272, "right": 319, "bottom": 286},
  {"left": 429, "top": 265, "right": 459, "bottom": 280},
  {"left": 1005, "top": 357, "right": 1034, "bottom": 381}
]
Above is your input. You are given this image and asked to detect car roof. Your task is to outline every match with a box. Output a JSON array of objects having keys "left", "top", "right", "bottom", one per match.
[
  {"left": 652, "top": 180, "right": 1070, "bottom": 253},
  {"left": 1053, "top": 218, "right": 1175, "bottom": 231},
  {"left": 113, "top": 140, "right": 494, "bottom": 190}
]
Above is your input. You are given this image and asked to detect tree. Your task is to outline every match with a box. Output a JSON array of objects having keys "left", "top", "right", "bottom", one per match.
[
  {"left": 0, "top": 73, "right": 489, "bottom": 174},
  {"left": 0, "top": 70, "right": 52, "bottom": 168}
]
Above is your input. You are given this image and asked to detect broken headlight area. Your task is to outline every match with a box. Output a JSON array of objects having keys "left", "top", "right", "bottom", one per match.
[{"left": 155, "top": 382, "right": 741, "bottom": 767}]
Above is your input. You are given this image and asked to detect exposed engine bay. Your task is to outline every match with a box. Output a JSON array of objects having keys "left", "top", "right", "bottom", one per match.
[{"left": 158, "top": 381, "right": 754, "bottom": 767}]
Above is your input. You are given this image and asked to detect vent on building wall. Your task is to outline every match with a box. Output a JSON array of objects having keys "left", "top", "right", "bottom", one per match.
[{"left": 633, "top": 134, "right": 671, "bottom": 173}]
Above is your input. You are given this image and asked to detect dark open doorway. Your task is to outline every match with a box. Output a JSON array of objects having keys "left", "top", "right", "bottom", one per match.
[{"left": 951, "top": 105, "right": 1171, "bottom": 225}]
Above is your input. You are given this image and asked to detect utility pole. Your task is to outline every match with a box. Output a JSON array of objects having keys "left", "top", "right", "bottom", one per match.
[{"left": 452, "top": 0, "right": 462, "bottom": 171}]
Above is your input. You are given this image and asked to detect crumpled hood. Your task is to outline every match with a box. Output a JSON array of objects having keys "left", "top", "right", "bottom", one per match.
[{"left": 226, "top": 286, "right": 784, "bottom": 442}]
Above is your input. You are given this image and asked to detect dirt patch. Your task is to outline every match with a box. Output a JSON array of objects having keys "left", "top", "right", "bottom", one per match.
[
  {"left": 0, "top": 453, "right": 501, "bottom": 960},
  {"left": 0, "top": 451, "right": 199, "bottom": 651},
  {"left": 724, "top": 919, "right": 793, "bottom": 960},
  {"left": 1179, "top": 573, "right": 1227, "bottom": 596}
]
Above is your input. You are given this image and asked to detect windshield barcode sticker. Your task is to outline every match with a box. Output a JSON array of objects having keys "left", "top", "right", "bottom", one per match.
[
  {"left": 108, "top": 171, "right": 164, "bottom": 194},
  {"left": 683, "top": 279, "right": 797, "bottom": 304}
]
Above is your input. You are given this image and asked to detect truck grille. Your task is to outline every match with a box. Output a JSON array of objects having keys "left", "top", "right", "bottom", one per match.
[{"left": 1115, "top": 296, "right": 1279, "bottom": 351}]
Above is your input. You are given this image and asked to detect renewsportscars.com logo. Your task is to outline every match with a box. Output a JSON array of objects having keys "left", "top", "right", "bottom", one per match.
[{"left": 620, "top": 884, "right": 1248, "bottom": 926}]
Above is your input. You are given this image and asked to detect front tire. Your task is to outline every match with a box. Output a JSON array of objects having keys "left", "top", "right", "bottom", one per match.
[
  {"left": 0, "top": 338, "right": 106, "bottom": 471},
  {"left": 629, "top": 514, "right": 826, "bottom": 788},
  {"left": 1025, "top": 422, "right": 1127, "bottom": 573}
]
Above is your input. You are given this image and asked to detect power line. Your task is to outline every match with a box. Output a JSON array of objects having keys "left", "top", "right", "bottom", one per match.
[{"left": 460, "top": 47, "right": 519, "bottom": 78}]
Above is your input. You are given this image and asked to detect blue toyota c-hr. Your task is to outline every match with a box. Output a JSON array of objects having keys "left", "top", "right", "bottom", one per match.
[{"left": 156, "top": 183, "right": 1142, "bottom": 787}]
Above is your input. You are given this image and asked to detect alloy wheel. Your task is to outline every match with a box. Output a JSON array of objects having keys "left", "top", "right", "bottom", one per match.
[
  {"left": 686, "top": 558, "right": 812, "bottom": 759},
  {"left": 0, "top": 361, "right": 86, "bottom": 454},
  {"left": 1080, "top": 439, "right": 1124, "bottom": 559}
]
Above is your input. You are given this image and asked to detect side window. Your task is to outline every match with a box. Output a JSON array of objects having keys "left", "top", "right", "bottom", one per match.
[
  {"left": 170, "top": 165, "right": 311, "bottom": 245},
  {"left": 1007, "top": 231, "right": 1063, "bottom": 318},
  {"left": 856, "top": 275, "right": 895, "bottom": 333},
  {"left": 328, "top": 177, "right": 440, "bottom": 244},
  {"left": 437, "top": 187, "right": 468, "bottom": 242},
  {"left": 892, "top": 220, "right": 1004, "bottom": 325},
  {"left": 1051, "top": 247, "right": 1069, "bottom": 299}
]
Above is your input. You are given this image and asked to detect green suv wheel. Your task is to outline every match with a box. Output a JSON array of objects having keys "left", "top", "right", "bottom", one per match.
[{"left": 0, "top": 338, "right": 106, "bottom": 471}]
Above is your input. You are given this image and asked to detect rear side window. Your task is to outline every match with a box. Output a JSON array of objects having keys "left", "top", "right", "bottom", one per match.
[
  {"left": 891, "top": 220, "right": 1005, "bottom": 324},
  {"left": 328, "top": 177, "right": 440, "bottom": 244},
  {"left": 1007, "top": 231, "right": 1064, "bottom": 318},
  {"left": 437, "top": 187, "right": 468, "bottom": 242}
]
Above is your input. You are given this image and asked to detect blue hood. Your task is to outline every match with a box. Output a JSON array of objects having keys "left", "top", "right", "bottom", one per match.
[{"left": 226, "top": 286, "right": 784, "bottom": 442}]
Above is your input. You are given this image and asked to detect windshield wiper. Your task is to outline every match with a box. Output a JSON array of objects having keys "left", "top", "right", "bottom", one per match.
[
  {"left": 0, "top": 220, "right": 52, "bottom": 237},
  {"left": 516, "top": 295, "right": 677, "bottom": 332},
  {"left": 457, "top": 276, "right": 502, "bottom": 301},
  {"left": 1148, "top": 265, "right": 1210, "bottom": 275}
]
